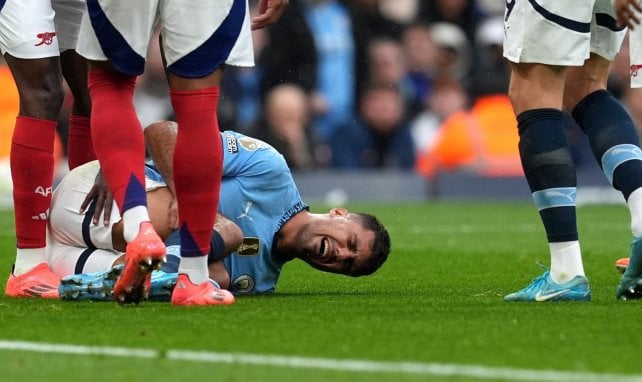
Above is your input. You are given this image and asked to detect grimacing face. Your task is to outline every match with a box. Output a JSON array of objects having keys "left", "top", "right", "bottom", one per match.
[{"left": 296, "top": 208, "right": 376, "bottom": 276}]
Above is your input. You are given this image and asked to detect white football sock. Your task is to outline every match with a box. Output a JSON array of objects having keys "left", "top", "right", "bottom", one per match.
[
  {"left": 549, "top": 241, "right": 584, "bottom": 284},
  {"left": 628, "top": 188, "right": 642, "bottom": 237},
  {"left": 122, "top": 205, "right": 151, "bottom": 243},
  {"left": 178, "top": 256, "right": 209, "bottom": 285},
  {"left": 13, "top": 248, "right": 47, "bottom": 275}
]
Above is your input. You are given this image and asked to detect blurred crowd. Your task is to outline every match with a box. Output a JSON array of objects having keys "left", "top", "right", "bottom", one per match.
[{"left": 2, "top": 0, "right": 642, "bottom": 179}]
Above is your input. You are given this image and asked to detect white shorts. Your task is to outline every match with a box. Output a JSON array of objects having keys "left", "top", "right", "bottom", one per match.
[
  {"left": 52, "top": 0, "right": 85, "bottom": 52},
  {"left": 77, "top": 0, "right": 254, "bottom": 77},
  {"left": 46, "top": 161, "right": 123, "bottom": 277},
  {"left": 630, "top": 26, "right": 642, "bottom": 88},
  {"left": 0, "top": 0, "right": 83, "bottom": 58},
  {"left": 504, "top": 0, "right": 626, "bottom": 65}
]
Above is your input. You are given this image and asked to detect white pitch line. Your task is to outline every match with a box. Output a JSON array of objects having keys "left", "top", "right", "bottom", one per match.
[{"left": 1, "top": 340, "right": 641, "bottom": 382}]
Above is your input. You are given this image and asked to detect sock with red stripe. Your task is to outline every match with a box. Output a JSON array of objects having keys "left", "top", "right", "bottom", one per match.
[
  {"left": 170, "top": 86, "right": 222, "bottom": 263},
  {"left": 67, "top": 114, "right": 96, "bottom": 170}
]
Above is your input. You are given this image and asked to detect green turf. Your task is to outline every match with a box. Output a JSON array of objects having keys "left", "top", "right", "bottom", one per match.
[{"left": 2, "top": 201, "right": 642, "bottom": 381}]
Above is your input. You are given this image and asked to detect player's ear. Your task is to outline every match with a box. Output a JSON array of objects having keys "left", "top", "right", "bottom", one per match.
[{"left": 329, "top": 207, "right": 348, "bottom": 217}]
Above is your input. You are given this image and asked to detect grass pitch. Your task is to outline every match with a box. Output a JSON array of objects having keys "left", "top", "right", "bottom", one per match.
[{"left": 1, "top": 201, "right": 642, "bottom": 381}]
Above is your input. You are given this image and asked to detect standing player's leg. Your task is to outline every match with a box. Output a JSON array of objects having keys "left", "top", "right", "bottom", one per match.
[
  {"left": 61, "top": 50, "right": 95, "bottom": 169},
  {"left": 563, "top": 3, "right": 642, "bottom": 299},
  {"left": 1, "top": 0, "right": 65, "bottom": 298},
  {"left": 4, "top": 56, "right": 63, "bottom": 299},
  {"left": 161, "top": 0, "right": 252, "bottom": 306},
  {"left": 503, "top": 62, "right": 590, "bottom": 302},
  {"left": 85, "top": 60, "right": 166, "bottom": 304},
  {"left": 502, "top": 0, "right": 595, "bottom": 302},
  {"left": 77, "top": 0, "right": 166, "bottom": 304},
  {"left": 53, "top": 0, "right": 96, "bottom": 169},
  {"left": 568, "top": 57, "right": 642, "bottom": 299}
]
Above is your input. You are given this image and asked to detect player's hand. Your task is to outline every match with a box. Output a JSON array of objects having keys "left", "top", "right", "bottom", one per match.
[
  {"left": 616, "top": 0, "right": 642, "bottom": 29},
  {"left": 79, "top": 169, "right": 114, "bottom": 226},
  {"left": 251, "top": 0, "right": 288, "bottom": 30}
]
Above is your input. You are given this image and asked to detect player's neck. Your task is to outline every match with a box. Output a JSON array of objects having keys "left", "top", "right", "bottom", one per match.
[{"left": 274, "top": 210, "right": 310, "bottom": 256}]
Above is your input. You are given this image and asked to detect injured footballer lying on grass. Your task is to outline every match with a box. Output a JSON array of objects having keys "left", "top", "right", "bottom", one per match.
[{"left": 47, "top": 121, "right": 391, "bottom": 301}]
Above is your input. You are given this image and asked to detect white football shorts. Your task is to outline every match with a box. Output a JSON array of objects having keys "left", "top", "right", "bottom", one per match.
[
  {"left": 0, "top": 0, "right": 84, "bottom": 58},
  {"left": 47, "top": 161, "right": 123, "bottom": 277},
  {"left": 52, "top": 0, "right": 85, "bottom": 52},
  {"left": 77, "top": 0, "right": 254, "bottom": 77},
  {"left": 504, "top": 0, "right": 626, "bottom": 65}
]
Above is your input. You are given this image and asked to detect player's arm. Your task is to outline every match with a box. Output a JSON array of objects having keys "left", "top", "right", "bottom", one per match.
[
  {"left": 616, "top": 0, "right": 642, "bottom": 29},
  {"left": 144, "top": 120, "right": 179, "bottom": 228}
]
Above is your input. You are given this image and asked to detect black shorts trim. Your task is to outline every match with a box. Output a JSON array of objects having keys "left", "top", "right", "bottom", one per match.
[{"left": 528, "top": 0, "right": 591, "bottom": 33}]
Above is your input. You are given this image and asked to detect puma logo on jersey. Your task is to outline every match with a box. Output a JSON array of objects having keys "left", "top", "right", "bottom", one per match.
[{"left": 237, "top": 201, "right": 254, "bottom": 221}]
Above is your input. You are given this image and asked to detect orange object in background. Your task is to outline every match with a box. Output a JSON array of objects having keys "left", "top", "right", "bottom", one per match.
[
  {"left": 416, "top": 94, "right": 523, "bottom": 178},
  {"left": 0, "top": 65, "right": 19, "bottom": 159}
]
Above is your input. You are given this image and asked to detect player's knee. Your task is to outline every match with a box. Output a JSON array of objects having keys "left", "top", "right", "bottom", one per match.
[{"left": 20, "top": 83, "right": 65, "bottom": 120}]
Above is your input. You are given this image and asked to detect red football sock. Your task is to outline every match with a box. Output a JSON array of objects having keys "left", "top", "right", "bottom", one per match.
[
  {"left": 67, "top": 114, "right": 96, "bottom": 170},
  {"left": 170, "top": 86, "right": 222, "bottom": 257},
  {"left": 88, "top": 69, "right": 146, "bottom": 212},
  {"left": 11, "top": 116, "right": 56, "bottom": 249}
]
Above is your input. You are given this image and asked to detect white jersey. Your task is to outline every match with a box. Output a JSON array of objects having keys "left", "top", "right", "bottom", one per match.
[
  {"left": 77, "top": 0, "right": 254, "bottom": 76},
  {"left": 0, "top": 0, "right": 84, "bottom": 58},
  {"left": 504, "top": 0, "right": 626, "bottom": 65}
]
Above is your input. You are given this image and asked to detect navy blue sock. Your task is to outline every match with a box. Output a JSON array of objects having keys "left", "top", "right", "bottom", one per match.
[
  {"left": 518, "top": 109, "right": 578, "bottom": 242},
  {"left": 160, "top": 229, "right": 226, "bottom": 272},
  {"left": 572, "top": 90, "right": 642, "bottom": 200}
]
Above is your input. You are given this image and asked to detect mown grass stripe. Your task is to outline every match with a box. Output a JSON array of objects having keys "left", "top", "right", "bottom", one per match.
[{"left": 1, "top": 340, "right": 641, "bottom": 382}]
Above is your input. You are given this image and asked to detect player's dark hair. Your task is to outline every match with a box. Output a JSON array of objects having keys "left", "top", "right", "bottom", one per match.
[{"left": 350, "top": 212, "right": 391, "bottom": 276}]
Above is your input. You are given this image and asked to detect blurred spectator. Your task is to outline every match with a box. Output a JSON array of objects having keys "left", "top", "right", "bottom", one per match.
[
  {"left": 401, "top": 22, "right": 439, "bottom": 116},
  {"left": 415, "top": 91, "right": 522, "bottom": 178},
  {"left": 469, "top": 16, "right": 510, "bottom": 101},
  {"left": 303, "top": 0, "right": 357, "bottom": 142},
  {"left": 252, "top": 84, "right": 325, "bottom": 170},
  {"left": 410, "top": 76, "right": 468, "bottom": 156},
  {"left": 343, "top": 0, "right": 403, "bottom": 100},
  {"left": 330, "top": 83, "right": 415, "bottom": 169},
  {"left": 259, "top": 0, "right": 318, "bottom": 97},
  {"left": 430, "top": 22, "right": 472, "bottom": 83},
  {"left": 366, "top": 37, "right": 421, "bottom": 116},
  {"left": 477, "top": 0, "right": 505, "bottom": 16},
  {"left": 418, "top": 0, "right": 485, "bottom": 43},
  {"left": 378, "top": 0, "right": 419, "bottom": 25}
]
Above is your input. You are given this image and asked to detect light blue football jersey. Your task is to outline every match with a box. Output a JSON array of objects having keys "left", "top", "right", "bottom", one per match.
[{"left": 149, "top": 131, "right": 308, "bottom": 294}]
